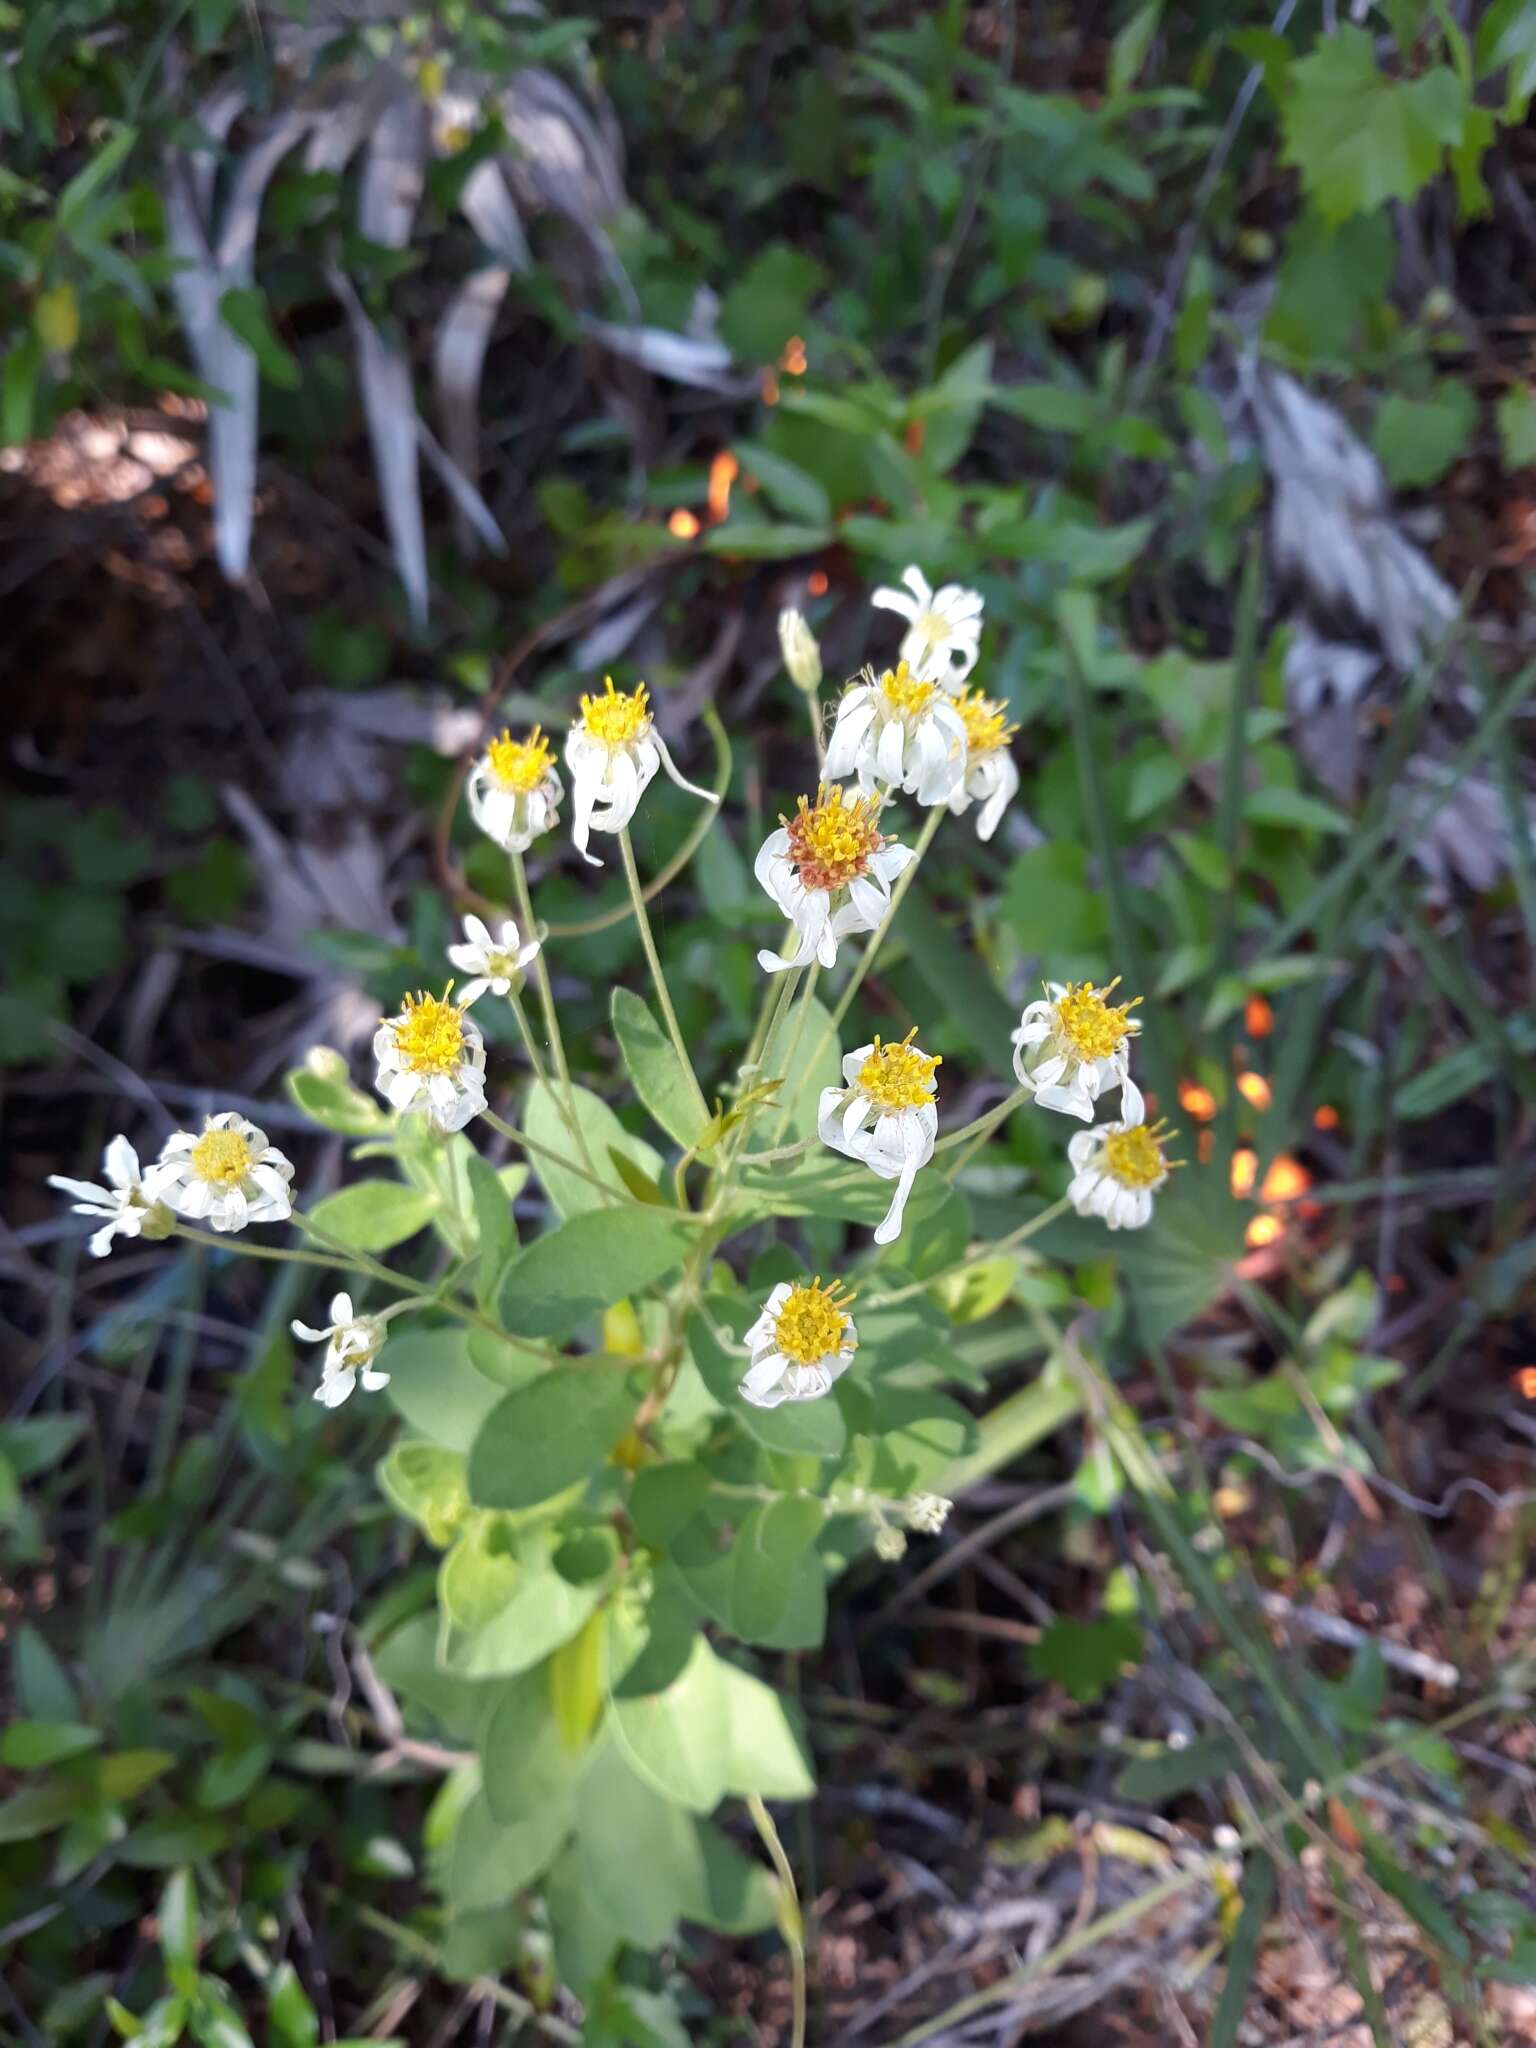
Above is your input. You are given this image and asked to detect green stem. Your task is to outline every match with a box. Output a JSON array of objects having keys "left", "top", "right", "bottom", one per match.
[
  {"left": 504, "top": 983, "right": 549, "bottom": 1086},
  {"left": 942, "top": 1085, "right": 1029, "bottom": 1179},
  {"left": 865, "top": 1196, "right": 1071, "bottom": 1311},
  {"left": 831, "top": 803, "right": 942, "bottom": 1034},
  {"left": 765, "top": 961, "right": 821, "bottom": 1146},
  {"left": 747, "top": 1794, "right": 807, "bottom": 2048},
  {"left": 619, "top": 825, "right": 710, "bottom": 1124},
  {"left": 172, "top": 1226, "right": 352, "bottom": 1276},
  {"left": 479, "top": 1107, "right": 628, "bottom": 1206},
  {"left": 509, "top": 850, "right": 597, "bottom": 1176}
]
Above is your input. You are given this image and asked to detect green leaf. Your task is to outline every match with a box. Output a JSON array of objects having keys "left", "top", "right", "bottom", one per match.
[
  {"left": 731, "top": 1495, "right": 826, "bottom": 1641},
  {"left": 440, "top": 1516, "right": 522, "bottom": 1634},
  {"left": 733, "top": 442, "right": 831, "bottom": 525},
  {"left": 2, "top": 334, "right": 40, "bottom": 447},
  {"left": 991, "top": 382, "right": 1098, "bottom": 434},
  {"left": 1031, "top": 1616, "right": 1143, "bottom": 1704},
  {"left": 1372, "top": 381, "right": 1478, "bottom": 490},
  {"left": 0, "top": 1778, "right": 83, "bottom": 1843},
  {"left": 383, "top": 1329, "right": 508, "bottom": 1454},
  {"left": 1114, "top": 1733, "right": 1243, "bottom": 1801},
  {"left": 218, "top": 286, "right": 301, "bottom": 389},
  {"left": 284, "top": 1063, "right": 384, "bottom": 1136},
  {"left": 0, "top": 1720, "right": 101, "bottom": 1769},
  {"left": 719, "top": 243, "right": 824, "bottom": 360},
  {"left": 612, "top": 988, "right": 707, "bottom": 1149},
  {"left": 446, "top": 1787, "right": 573, "bottom": 1914},
  {"left": 498, "top": 1210, "right": 695, "bottom": 1342},
  {"left": 267, "top": 1963, "right": 319, "bottom": 2048},
  {"left": 466, "top": 1151, "right": 518, "bottom": 1313},
  {"left": 438, "top": 1542, "right": 602, "bottom": 1679},
  {"left": 1244, "top": 785, "right": 1352, "bottom": 834},
  {"left": 468, "top": 1363, "right": 641, "bottom": 1509},
  {"left": 481, "top": 1669, "right": 586, "bottom": 1826},
  {"left": 307, "top": 1179, "right": 435, "bottom": 1254},
  {"left": 158, "top": 1868, "right": 199, "bottom": 1971},
  {"left": 702, "top": 519, "right": 832, "bottom": 560},
  {"left": 1109, "top": 1, "right": 1162, "bottom": 96},
  {"left": 1477, "top": 0, "right": 1536, "bottom": 118},
  {"left": 379, "top": 1440, "right": 470, "bottom": 1547},
  {"left": 628, "top": 1463, "right": 711, "bottom": 1546},
  {"left": 524, "top": 1079, "right": 663, "bottom": 1218},
  {"left": 608, "top": 1635, "right": 814, "bottom": 1813},
  {"left": 0, "top": 1415, "right": 86, "bottom": 1479},
  {"left": 1281, "top": 33, "right": 1466, "bottom": 222},
  {"left": 1497, "top": 383, "right": 1536, "bottom": 470},
  {"left": 58, "top": 125, "right": 137, "bottom": 227}
]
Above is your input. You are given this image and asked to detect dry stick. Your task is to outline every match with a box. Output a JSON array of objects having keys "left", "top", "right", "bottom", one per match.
[{"left": 619, "top": 824, "right": 710, "bottom": 1125}]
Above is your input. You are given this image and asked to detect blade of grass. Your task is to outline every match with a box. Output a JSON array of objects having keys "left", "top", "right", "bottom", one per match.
[
  {"left": 1208, "top": 1850, "right": 1274, "bottom": 2048},
  {"left": 1214, "top": 538, "right": 1265, "bottom": 1164}
]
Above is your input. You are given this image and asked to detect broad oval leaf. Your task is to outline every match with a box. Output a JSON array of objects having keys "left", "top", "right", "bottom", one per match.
[
  {"left": 612, "top": 988, "right": 707, "bottom": 1150},
  {"left": 499, "top": 1210, "right": 696, "bottom": 1341},
  {"left": 308, "top": 1179, "right": 435, "bottom": 1254},
  {"left": 468, "top": 1361, "right": 642, "bottom": 1510}
]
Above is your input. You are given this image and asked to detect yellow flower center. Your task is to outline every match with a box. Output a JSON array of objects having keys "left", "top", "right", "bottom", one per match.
[
  {"left": 856, "top": 1028, "right": 941, "bottom": 1112},
  {"left": 393, "top": 989, "right": 467, "bottom": 1077},
  {"left": 485, "top": 725, "right": 554, "bottom": 794},
  {"left": 773, "top": 1279, "right": 855, "bottom": 1367},
  {"left": 954, "top": 685, "right": 1017, "bottom": 758},
  {"left": 878, "top": 661, "right": 936, "bottom": 719},
  {"left": 1054, "top": 979, "right": 1141, "bottom": 1062},
  {"left": 783, "top": 785, "right": 885, "bottom": 892},
  {"left": 1100, "top": 1121, "right": 1174, "bottom": 1189},
  {"left": 580, "top": 676, "right": 651, "bottom": 748},
  {"left": 189, "top": 1127, "right": 254, "bottom": 1187}
]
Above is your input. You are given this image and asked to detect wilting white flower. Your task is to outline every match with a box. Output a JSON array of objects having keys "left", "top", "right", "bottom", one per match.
[
  {"left": 871, "top": 565, "right": 983, "bottom": 686},
  {"left": 1066, "top": 1110, "right": 1176, "bottom": 1230},
  {"left": 373, "top": 987, "right": 487, "bottom": 1133},
  {"left": 947, "top": 685, "right": 1020, "bottom": 841},
  {"left": 150, "top": 1113, "right": 295, "bottom": 1233},
  {"left": 565, "top": 677, "right": 716, "bottom": 866},
  {"left": 446, "top": 913, "right": 541, "bottom": 1003},
  {"left": 466, "top": 725, "right": 563, "bottom": 853},
  {"left": 823, "top": 662, "right": 967, "bottom": 806},
  {"left": 1012, "top": 978, "right": 1142, "bottom": 1122},
  {"left": 292, "top": 1290, "right": 391, "bottom": 1407},
  {"left": 778, "top": 607, "right": 822, "bottom": 694},
  {"left": 905, "top": 1493, "right": 952, "bottom": 1535},
  {"left": 739, "top": 1278, "right": 858, "bottom": 1408},
  {"left": 817, "top": 1030, "right": 941, "bottom": 1245},
  {"left": 755, "top": 785, "right": 915, "bottom": 973},
  {"left": 48, "top": 1135, "right": 168, "bottom": 1256}
]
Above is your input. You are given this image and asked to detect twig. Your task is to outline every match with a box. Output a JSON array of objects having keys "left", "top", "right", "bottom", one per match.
[{"left": 1256, "top": 1591, "right": 1459, "bottom": 1691}]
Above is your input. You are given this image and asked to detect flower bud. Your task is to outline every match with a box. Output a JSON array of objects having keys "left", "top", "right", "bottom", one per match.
[
  {"left": 873, "top": 1524, "right": 907, "bottom": 1562},
  {"left": 778, "top": 608, "right": 822, "bottom": 694},
  {"left": 304, "top": 1044, "right": 348, "bottom": 1080}
]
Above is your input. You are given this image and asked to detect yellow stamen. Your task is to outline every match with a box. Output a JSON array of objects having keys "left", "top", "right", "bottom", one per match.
[
  {"left": 579, "top": 676, "right": 651, "bottom": 748},
  {"left": 485, "top": 725, "right": 554, "bottom": 794},
  {"left": 1053, "top": 978, "right": 1142, "bottom": 1062},
  {"left": 393, "top": 988, "right": 467, "bottom": 1077},
  {"left": 877, "top": 661, "right": 936, "bottom": 719},
  {"left": 1101, "top": 1120, "right": 1176, "bottom": 1189},
  {"left": 190, "top": 1126, "right": 255, "bottom": 1187},
  {"left": 856, "top": 1027, "right": 941, "bottom": 1112},
  {"left": 773, "top": 1278, "right": 856, "bottom": 1366},
  {"left": 783, "top": 784, "right": 885, "bottom": 892},
  {"left": 954, "top": 684, "right": 1018, "bottom": 757}
]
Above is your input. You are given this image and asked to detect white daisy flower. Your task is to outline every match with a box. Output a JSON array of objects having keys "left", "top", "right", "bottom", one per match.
[
  {"left": 1066, "top": 1111, "right": 1177, "bottom": 1231},
  {"left": 466, "top": 725, "right": 563, "bottom": 854},
  {"left": 47, "top": 1135, "right": 168, "bottom": 1257},
  {"left": 739, "top": 1278, "right": 858, "bottom": 1409},
  {"left": 373, "top": 987, "right": 487, "bottom": 1134},
  {"left": 149, "top": 1113, "right": 295, "bottom": 1234},
  {"left": 823, "top": 662, "right": 968, "bottom": 807},
  {"left": 946, "top": 685, "right": 1021, "bottom": 841},
  {"left": 1012, "top": 978, "right": 1143, "bottom": 1122},
  {"left": 871, "top": 565, "right": 984, "bottom": 687},
  {"left": 564, "top": 677, "right": 717, "bottom": 867},
  {"left": 816, "top": 1029, "right": 941, "bottom": 1246},
  {"left": 446, "top": 913, "right": 541, "bottom": 1004},
  {"left": 778, "top": 607, "right": 822, "bottom": 694},
  {"left": 292, "top": 1290, "right": 391, "bottom": 1408},
  {"left": 755, "top": 784, "right": 915, "bottom": 973}
]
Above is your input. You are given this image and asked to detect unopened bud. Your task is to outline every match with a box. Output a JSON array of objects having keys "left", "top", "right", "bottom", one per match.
[
  {"left": 778, "top": 608, "right": 822, "bottom": 694},
  {"left": 905, "top": 1492, "right": 952, "bottom": 1535},
  {"left": 139, "top": 1202, "right": 177, "bottom": 1242},
  {"left": 304, "top": 1045, "right": 348, "bottom": 1080},
  {"left": 873, "top": 1524, "right": 907, "bottom": 1562}
]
